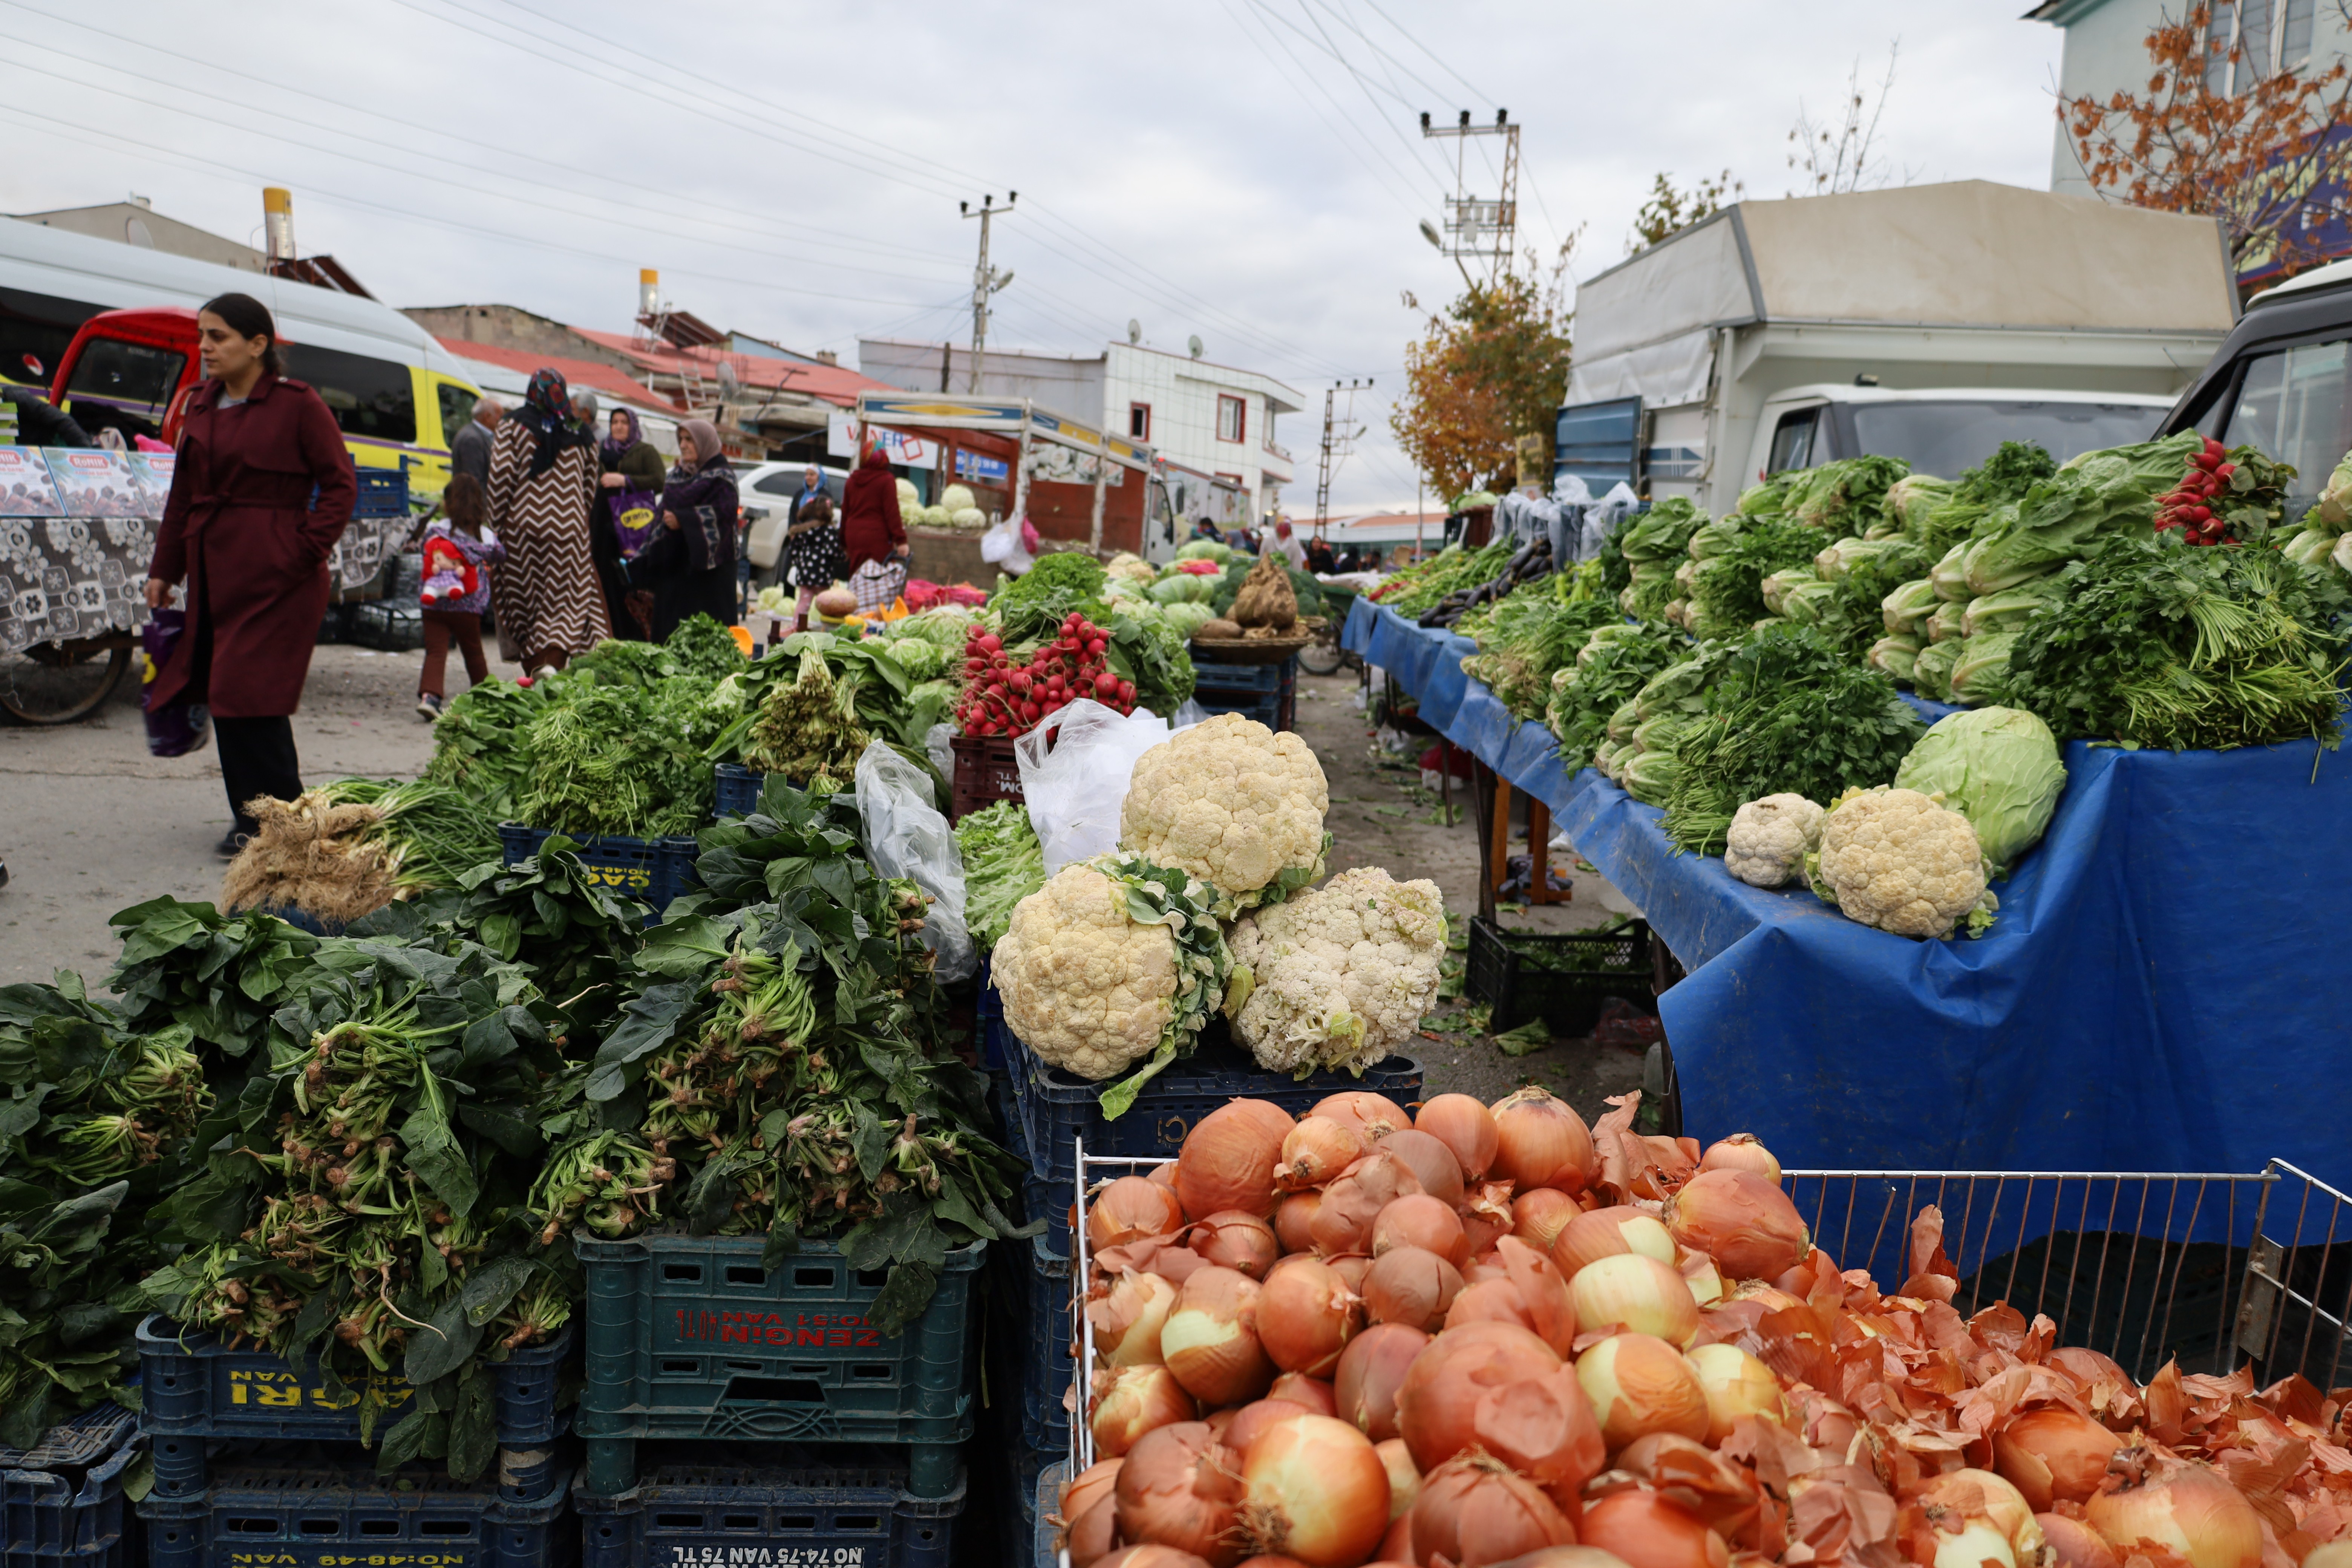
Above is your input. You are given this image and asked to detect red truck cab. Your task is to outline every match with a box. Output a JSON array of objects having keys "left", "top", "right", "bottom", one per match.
[{"left": 48, "top": 306, "right": 201, "bottom": 447}]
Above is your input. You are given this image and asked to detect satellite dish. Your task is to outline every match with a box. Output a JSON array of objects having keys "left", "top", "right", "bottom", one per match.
[
  {"left": 1127, "top": 319, "right": 1141, "bottom": 345},
  {"left": 1419, "top": 219, "right": 1443, "bottom": 250},
  {"left": 1188, "top": 335, "right": 1204, "bottom": 360},
  {"left": 716, "top": 360, "right": 741, "bottom": 398}
]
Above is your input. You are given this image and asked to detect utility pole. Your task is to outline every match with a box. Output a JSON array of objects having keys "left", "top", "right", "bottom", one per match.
[
  {"left": 1418, "top": 109, "right": 1521, "bottom": 282},
  {"left": 1315, "top": 378, "right": 1371, "bottom": 538},
  {"left": 960, "top": 193, "right": 1016, "bottom": 395}
]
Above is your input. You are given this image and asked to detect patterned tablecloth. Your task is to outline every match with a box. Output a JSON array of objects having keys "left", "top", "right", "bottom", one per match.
[{"left": 0, "top": 513, "right": 412, "bottom": 656}]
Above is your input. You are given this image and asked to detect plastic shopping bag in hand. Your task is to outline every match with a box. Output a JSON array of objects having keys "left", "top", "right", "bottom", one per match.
[
  {"left": 1015, "top": 698, "right": 1171, "bottom": 875},
  {"left": 853, "top": 740, "right": 975, "bottom": 983},
  {"left": 139, "top": 609, "right": 210, "bottom": 758}
]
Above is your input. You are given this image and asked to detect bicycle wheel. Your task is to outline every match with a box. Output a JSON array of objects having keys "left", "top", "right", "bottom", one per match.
[
  {"left": 1297, "top": 630, "right": 1344, "bottom": 677},
  {"left": 0, "top": 638, "right": 135, "bottom": 725}
]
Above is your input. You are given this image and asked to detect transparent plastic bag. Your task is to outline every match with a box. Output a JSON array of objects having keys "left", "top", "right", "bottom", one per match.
[
  {"left": 1015, "top": 698, "right": 1172, "bottom": 875},
  {"left": 923, "top": 721, "right": 955, "bottom": 783},
  {"left": 980, "top": 516, "right": 1035, "bottom": 575},
  {"left": 853, "top": 739, "right": 974, "bottom": 983},
  {"left": 1169, "top": 697, "right": 1210, "bottom": 731}
]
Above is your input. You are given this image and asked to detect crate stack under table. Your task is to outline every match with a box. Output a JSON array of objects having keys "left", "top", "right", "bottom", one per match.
[
  {"left": 566, "top": 1228, "right": 978, "bottom": 1568},
  {"left": 130, "top": 1314, "right": 576, "bottom": 1568},
  {"left": 0, "top": 1404, "right": 143, "bottom": 1568}
]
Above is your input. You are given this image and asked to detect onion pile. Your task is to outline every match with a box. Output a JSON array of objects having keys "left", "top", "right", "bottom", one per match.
[{"left": 1067, "top": 1093, "right": 2343, "bottom": 1568}]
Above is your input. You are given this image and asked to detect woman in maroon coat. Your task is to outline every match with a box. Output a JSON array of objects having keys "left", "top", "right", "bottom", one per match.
[
  {"left": 143, "top": 293, "right": 356, "bottom": 855},
  {"left": 838, "top": 444, "right": 910, "bottom": 614}
]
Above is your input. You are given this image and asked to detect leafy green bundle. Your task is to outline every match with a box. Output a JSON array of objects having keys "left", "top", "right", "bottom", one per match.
[
  {"left": 1460, "top": 578, "right": 1624, "bottom": 721},
  {"left": 1374, "top": 542, "right": 1515, "bottom": 617},
  {"left": 2003, "top": 534, "right": 2351, "bottom": 752},
  {"left": 1911, "top": 441, "right": 2056, "bottom": 556},
  {"left": 1787, "top": 456, "right": 1911, "bottom": 533},
  {"left": 423, "top": 680, "right": 548, "bottom": 823},
  {"left": 954, "top": 800, "right": 1046, "bottom": 951},
  {"left": 1550, "top": 626, "right": 1689, "bottom": 774},
  {"left": 316, "top": 779, "right": 504, "bottom": 893},
  {"left": 1688, "top": 520, "right": 1825, "bottom": 636},
  {"left": 519, "top": 678, "right": 718, "bottom": 837},
  {"left": 1965, "top": 434, "right": 2201, "bottom": 596}
]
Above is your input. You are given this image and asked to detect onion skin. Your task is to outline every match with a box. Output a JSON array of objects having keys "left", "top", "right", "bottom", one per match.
[
  {"left": 2039, "top": 1513, "right": 2123, "bottom": 1568},
  {"left": 1496, "top": 1236, "right": 1578, "bottom": 1356},
  {"left": 1094, "top": 1176, "right": 1193, "bottom": 1252},
  {"left": 1566, "top": 1252, "right": 1700, "bottom": 1347},
  {"left": 1311, "top": 1092, "right": 1411, "bottom": 1142},
  {"left": 1396, "top": 1320, "right": 1561, "bottom": 1473},
  {"left": 1193, "top": 1211, "right": 1282, "bottom": 1279},
  {"left": 1377, "top": 1129, "right": 1467, "bottom": 1208},
  {"left": 1096, "top": 1549, "right": 1217, "bottom": 1568},
  {"left": 1410, "top": 1452, "right": 1577, "bottom": 1568},
  {"left": 1663, "top": 1169, "right": 1810, "bottom": 1281},
  {"left": 1375, "top": 1438, "right": 1420, "bottom": 1521},
  {"left": 1683, "top": 1343, "right": 1786, "bottom": 1444},
  {"left": 1094, "top": 1364, "right": 1199, "bottom": 1458},
  {"left": 1363, "top": 1247, "right": 1465, "bottom": 1331},
  {"left": 1240, "top": 1414, "right": 1392, "bottom": 1568},
  {"left": 1573, "top": 1332, "right": 1709, "bottom": 1452},
  {"left": 1511, "top": 1189, "right": 1580, "bottom": 1254},
  {"left": 1223, "top": 1400, "right": 1316, "bottom": 1460},
  {"left": 1579, "top": 1489, "right": 1730, "bottom": 1568},
  {"left": 1116, "top": 1422, "right": 1246, "bottom": 1567},
  {"left": 1993, "top": 1407, "right": 2125, "bottom": 1510},
  {"left": 2083, "top": 1456, "right": 2263, "bottom": 1568},
  {"left": 1417, "top": 1094, "right": 1500, "bottom": 1180},
  {"left": 1445, "top": 1277, "right": 1539, "bottom": 1335},
  {"left": 1374, "top": 1194, "right": 1470, "bottom": 1265},
  {"left": 1279, "top": 1116, "right": 1366, "bottom": 1191},
  {"left": 1257, "top": 1258, "right": 1363, "bottom": 1377},
  {"left": 1274, "top": 1192, "right": 1322, "bottom": 1256},
  {"left": 1697, "top": 1133, "right": 1781, "bottom": 1186},
  {"left": 1269, "top": 1371, "right": 1337, "bottom": 1416},
  {"left": 1091, "top": 1269, "right": 1180, "bottom": 1367},
  {"left": 1335, "top": 1322, "right": 1429, "bottom": 1442},
  {"left": 1462, "top": 1182, "right": 1516, "bottom": 1257},
  {"left": 1375, "top": 1514, "right": 1413, "bottom": 1565},
  {"left": 1063, "top": 1459, "right": 1125, "bottom": 1530},
  {"left": 1178, "top": 1104, "right": 1292, "bottom": 1220},
  {"left": 1470, "top": 1367, "right": 1607, "bottom": 1508},
  {"left": 1488, "top": 1087, "right": 1594, "bottom": 1194},
  {"left": 1070, "top": 1495, "right": 1122, "bottom": 1567},
  {"left": 1162, "top": 1266, "right": 1277, "bottom": 1407},
  {"left": 1553, "top": 1207, "right": 1676, "bottom": 1281}
]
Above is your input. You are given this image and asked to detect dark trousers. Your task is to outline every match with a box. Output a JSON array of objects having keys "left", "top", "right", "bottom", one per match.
[
  {"left": 420, "top": 609, "right": 489, "bottom": 697},
  {"left": 216, "top": 715, "right": 301, "bottom": 836}
]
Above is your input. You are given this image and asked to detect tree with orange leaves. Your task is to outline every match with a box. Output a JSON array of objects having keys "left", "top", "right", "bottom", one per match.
[
  {"left": 1391, "top": 255, "right": 1574, "bottom": 501},
  {"left": 2059, "top": 2, "right": 2352, "bottom": 282}
]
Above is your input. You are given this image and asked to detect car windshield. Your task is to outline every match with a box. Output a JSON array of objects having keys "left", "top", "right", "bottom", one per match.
[
  {"left": 65, "top": 337, "right": 185, "bottom": 423},
  {"left": 2216, "top": 338, "right": 2352, "bottom": 520},
  {"left": 1848, "top": 400, "right": 2165, "bottom": 476}
]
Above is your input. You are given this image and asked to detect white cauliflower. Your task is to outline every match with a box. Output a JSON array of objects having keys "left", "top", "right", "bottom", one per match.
[
  {"left": 1224, "top": 866, "right": 1446, "bottom": 1076},
  {"left": 1811, "top": 786, "right": 1989, "bottom": 939},
  {"left": 991, "top": 852, "right": 1231, "bottom": 1114},
  {"left": 1119, "top": 713, "right": 1330, "bottom": 915},
  {"left": 1723, "top": 793, "right": 1825, "bottom": 889}
]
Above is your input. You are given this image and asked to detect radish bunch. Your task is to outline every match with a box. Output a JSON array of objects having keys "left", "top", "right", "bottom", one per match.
[
  {"left": 2155, "top": 436, "right": 2241, "bottom": 545},
  {"left": 956, "top": 612, "right": 1138, "bottom": 738}
]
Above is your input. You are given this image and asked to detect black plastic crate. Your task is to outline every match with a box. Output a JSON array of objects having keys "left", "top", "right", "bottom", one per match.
[
  {"left": 138, "top": 1315, "right": 573, "bottom": 1499},
  {"left": 572, "top": 1232, "right": 982, "bottom": 1500},
  {"left": 991, "top": 1109, "right": 1075, "bottom": 1450},
  {"left": 498, "top": 824, "right": 700, "bottom": 923},
  {"left": 712, "top": 762, "right": 764, "bottom": 819},
  {"left": 1001, "top": 1020, "right": 1421, "bottom": 1263},
  {"left": 1464, "top": 915, "right": 1656, "bottom": 1037},
  {"left": 137, "top": 1458, "right": 571, "bottom": 1568},
  {"left": 347, "top": 599, "right": 425, "bottom": 652},
  {"left": 576, "top": 1457, "right": 961, "bottom": 1568},
  {"left": 0, "top": 1403, "right": 141, "bottom": 1565}
]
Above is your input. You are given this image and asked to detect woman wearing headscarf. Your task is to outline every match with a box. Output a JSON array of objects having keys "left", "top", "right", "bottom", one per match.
[
  {"left": 626, "top": 417, "right": 738, "bottom": 641},
  {"left": 590, "top": 407, "right": 665, "bottom": 639},
  {"left": 487, "top": 367, "right": 604, "bottom": 676},
  {"left": 838, "top": 443, "right": 908, "bottom": 615}
]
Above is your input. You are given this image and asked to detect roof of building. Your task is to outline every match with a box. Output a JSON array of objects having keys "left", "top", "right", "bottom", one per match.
[
  {"left": 435, "top": 337, "right": 677, "bottom": 412},
  {"left": 573, "top": 327, "right": 898, "bottom": 407}
]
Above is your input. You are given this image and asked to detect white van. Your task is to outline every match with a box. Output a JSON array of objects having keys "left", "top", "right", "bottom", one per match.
[{"left": 1746, "top": 384, "right": 2179, "bottom": 486}]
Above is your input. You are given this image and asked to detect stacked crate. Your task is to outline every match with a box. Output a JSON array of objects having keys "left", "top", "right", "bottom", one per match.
[
  {"left": 1190, "top": 655, "right": 1297, "bottom": 731},
  {"left": 0, "top": 1404, "right": 142, "bottom": 1567}
]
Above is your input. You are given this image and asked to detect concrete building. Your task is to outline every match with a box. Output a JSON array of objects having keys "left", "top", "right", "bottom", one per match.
[
  {"left": 859, "top": 337, "right": 1302, "bottom": 519},
  {"left": 11, "top": 199, "right": 265, "bottom": 271}
]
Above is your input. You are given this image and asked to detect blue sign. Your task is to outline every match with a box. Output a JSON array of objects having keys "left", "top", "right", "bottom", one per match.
[{"left": 955, "top": 449, "right": 1010, "bottom": 484}]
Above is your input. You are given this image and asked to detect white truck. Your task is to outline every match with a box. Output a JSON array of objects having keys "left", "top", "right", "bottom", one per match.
[{"left": 1558, "top": 180, "right": 2242, "bottom": 509}]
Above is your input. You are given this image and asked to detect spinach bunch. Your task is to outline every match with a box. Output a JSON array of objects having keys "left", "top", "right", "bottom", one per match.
[
  {"left": 1689, "top": 519, "right": 1825, "bottom": 635},
  {"left": 1549, "top": 628, "right": 1689, "bottom": 773}
]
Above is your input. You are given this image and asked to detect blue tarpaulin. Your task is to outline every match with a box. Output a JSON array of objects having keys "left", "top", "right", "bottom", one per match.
[{"left": 1343, "top": 595, "right": 2352, "bottom": 1185}]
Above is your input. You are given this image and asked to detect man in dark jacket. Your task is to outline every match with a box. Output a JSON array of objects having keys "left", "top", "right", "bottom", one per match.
[{"left": 449, "top": 396, "right": 500, "bottom": 486}]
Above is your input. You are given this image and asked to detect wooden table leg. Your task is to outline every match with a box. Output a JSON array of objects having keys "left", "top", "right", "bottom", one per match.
[
  {"left": 1489, "top": 775, "right": 1513, "bottom": 908},
  {"left": 1471, "top": 760, "right": 1499, "bottom": 925}
]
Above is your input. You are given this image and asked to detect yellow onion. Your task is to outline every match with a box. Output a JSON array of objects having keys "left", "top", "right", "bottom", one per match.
[
  {"left": 1096, "top": 1548, "right": 1216, "bottom": 1568},
  {"left": 1415, "top": 1093, "right": 1499, "bottom": 1180},
  {"left": 1410, "top": 1452, "right": 1576, "bottom": 1568},
  {"left": 1488, "top": 1086, "right": 1594, "bottom": 1194},
  {"left": 1093, "top": 1363, "right": 1198, "bottom": 1458},
  {"left": 1335, "top": 1322, "right": 1427, "bottom": 1442},
  {"left": 1375, "top": 1128, "right": 1466, "bottom": 1208},
  {"left": 1553, "top": 1205, "right": 1676, "bottom": 1280},
  {"left": 1373, "top": 1193, "right": 1468, "bottom": 1265},
  {"left": 1469, "top": 1366, "right": 1606, "bottom": 1507},
  {"left": 1222, "top": 1398, "right": 1315, "bottom": 1459},
  {"left": 1663, "top": 1169, "right": 1809, "bottom": 1280},
  {"left": 1310, "top": 1153, "right": 1423, "bottom": 1256},
  {"left": 1069, "top": 1494, "right": 1121, "bottom": 1567},
  {"left": 1310, "top": 1091, "right": 1411, "bottom": 1142},
  {"left": 2084, "top": 1454, "right": 2263, "bottom": 1568},
  {"left": 1375, "top": 1437, "right": 1419, "bottom": 1521},
  {"left": 1573, "top": 1332, "right": 1708, "bottom": 1452},
  {"left": 1257, "top": 1257, "right": 1362, "bottom": 1377},
  {"left": 1920, "top": 1470, "right": 2046, "bottom": 1568},
  {"left": 1090, "top": 1270, "right": 1179, "bottom": 1366},
  {"left": 1496, "top": 1236, "right": 1577, "bottom": 1356},
  {"left": 1273, "top": 1191, "right": 1321, "bottom": 1256},
  {"left": 1192, "top": 1211, "right": 1281, "bottom": 1279},
  {"left": 1395, "top": 1320, "right": 1560, "bottom": 1473},
  {"left": 1567, "top": 1252, "right": 1700, "bottom": 1346},
  {"left": 1277, "top": 1116, "right": 1366, "bottom": 1191},
  {"left": 1239, "top": 1414, "right": 1392, "bottom": 1568},
  {"left": 1093, "top": 1176, "right": 1192, "bottom": 1252},
  {"left": 1162, "top": 1266, "right": 1276, "bottom": 1406},
  {"left": 1511, "top": 1188, "right": 1582, "bottom": 1254},
  {"left": 1682, "top": 1342, "right": 1786, "bottom": 1443},
  {"left": 1363, "top": 1248, "right": 1463, "bottom": 1332},
  {"left": 1579, "top": 1488, "right": 1731, "bottom": 1568},
  {"left": 1268, "top": 1370, "right": 1336, "bottom": 1416},
  {"left": 2040, "top": 1513, "right": 2122, "bottom": 1568},
  {"left": 1177, "top": 1103, "right": 1292, "bottom": 1221},
  {"left": 1697, "top": 1133, "right": 1782, "bottom": 1185},
  {"left": 1116, "top": 1421, "right": 1245, "bottom": 1567},
  {"left": 1063, "top": 1457, "right": 1125, "bottom": 1530},
  {"left": 1994, "top": 1407, "right": 2125, "bottom": 1510},
  {"left": 1375, "top": 1514, "right": 1412, "bottom": 1565},
  {"left": 1445, "top": 1277, "right": 1540, "bottom": 1336},
  {"left": 1461, "top": 1181, "right": 1516, "bottom": 1256},
  {"left": 1327, "top": 1254, "right": 1370, "bottom": 1294}
]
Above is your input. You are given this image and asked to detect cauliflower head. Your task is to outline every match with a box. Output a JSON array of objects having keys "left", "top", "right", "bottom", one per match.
[
  {"left": 991, "top": 852, "right": 1231, "bottom": 1115},
  {"left": 1120, "top": 713, "right": 1331, "bottom": 914},
  {"left": 1812, "top": 786, "right": 1987, "bottom": 939},
  {"left": 1723, "top": 793, "right": 1825, "bottom": 890},
  {"left": 1224, "top": 866, "right": 1446, "bottom": 1076}
]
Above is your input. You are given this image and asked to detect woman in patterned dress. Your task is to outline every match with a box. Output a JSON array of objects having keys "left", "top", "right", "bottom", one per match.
[{"left": 486, "top": 368, "right": 605, "bottom": 677}]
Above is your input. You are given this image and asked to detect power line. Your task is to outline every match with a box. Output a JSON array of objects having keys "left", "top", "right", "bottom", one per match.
[
  {"left": 1223, "top": 0, "right": 1435, "bottom": 221},
  {"left": 1255, "top": 0, "right": 1455, "bottom": 195}
]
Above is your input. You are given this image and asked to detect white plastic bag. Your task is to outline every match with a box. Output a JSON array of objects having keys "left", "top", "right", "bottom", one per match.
[
  {"left": 923, "top": 721, "right": 956, "bottom": 784},
  {"left": 853, "top": 740, "right": 975, "bottom": 983},
  {"left": 980, "top": 516, "right": 1035, "bottom": 576},
  {"left": 1015, "top": 698, "right": 1171, "bottom": 874},
  {"left": 1168, "top": 698, "right": 1210, "bottom": 731}
]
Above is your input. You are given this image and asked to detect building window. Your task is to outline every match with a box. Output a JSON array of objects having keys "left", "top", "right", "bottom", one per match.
[
  {"left": 2284, "top": 0, "right": 2314, "bottom": 66},
  {"left": 2241, "top": 0, "right": 2273, "bottom": 81},
  {"left": 1129, "top": 402, "right": 1151, "bottom": 441},
  {"left": 2206, "top": 2, "right": 2239, "bottom": 93},
  {"left": 1217, "top": 394, "right": 1246, "bottom": 443},
  {"left": 2209, "top": 0, "right": 2295, "bottom": 92}
]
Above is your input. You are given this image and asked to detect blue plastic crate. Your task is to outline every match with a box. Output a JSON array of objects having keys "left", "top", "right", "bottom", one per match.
[
  {"left": 137, "top": 1459, "right": 570, "bottom": 1568},
  {"left": 350, "top": 469, "right": 410, "bottom": 519},
  {"left": 577, "top": 1458, "right": 961, "bottom": 1568},
  {"left": 713, "top": 762, "right": 764, "bottom": 819},
  {"left": 1190, "top": 688, "right": 1284, "bottom": 730},
  {"left": 137, "top": 1316, "right": 573, "bottom": 1500},
  {"left": 992, "top": 1110, "right": 1076, "bottom": 1449},
  {"left": 1002, "top": 1024, "right": 1423, "bottom": 1262},
  {"left": 573, "top": 1231, "right": 982, "bottom": 1501},
  {"left": 0, "top": 1403, "right": 140, "bottom": 1566},
  {"left": 1033, "top": 1459, "right": 1067, "bottom": 1568},
  {"left": 498, "top": 823, "right": 701, "bottom": 923},
  {"left": 1192, "top": 656, "right": 1296, "bottom": 731}
]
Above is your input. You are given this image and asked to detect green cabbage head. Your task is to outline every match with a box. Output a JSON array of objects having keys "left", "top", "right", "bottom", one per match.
[{"left": 1893, "top": 705, "right": 2067, "bottom": 877}]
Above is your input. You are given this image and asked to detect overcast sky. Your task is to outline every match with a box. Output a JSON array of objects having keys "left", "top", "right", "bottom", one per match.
[{"left": 1, "top": 0, "right": 2067, "bottom": 510}]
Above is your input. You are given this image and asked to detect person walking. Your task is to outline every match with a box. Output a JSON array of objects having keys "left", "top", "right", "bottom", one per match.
[
  {"left": 449, "top": 395, "right": 500, "bottom": 487},
  {"left": 625, "top": 418, "right": 738, "bottom": 641},
  {"left": 781, "top": 464, "right": 845, "bottom": 630},
  {"left": 141, "top": 292, "right": 356, "bottom": 856},
  {"left": 414, "top": 472, "right": 505, "bottom": 719},
  {"left": 486, "top": 368, "right": 604, "bottom": 677},
  {"left": 591, "top": 407, "right": 665, "bottom": 639},
  {"left": 839, "top": 444, "right": 908, "bottom": 616}
]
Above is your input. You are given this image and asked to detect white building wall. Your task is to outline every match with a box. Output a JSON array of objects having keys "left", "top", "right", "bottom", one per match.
[{"left": 1101, "top": 343, "right": 1301, "bottom": 520}]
